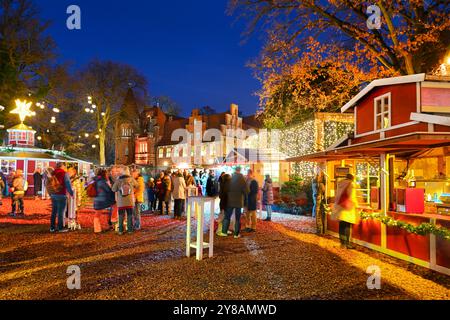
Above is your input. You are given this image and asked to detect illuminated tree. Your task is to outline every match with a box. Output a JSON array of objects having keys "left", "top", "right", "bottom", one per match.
[
  {"left": 255, "top": 39, "right": 383, "bottom": 127},
  {"left": 229, "top": 0, "right": 450, "bottom": 75}
]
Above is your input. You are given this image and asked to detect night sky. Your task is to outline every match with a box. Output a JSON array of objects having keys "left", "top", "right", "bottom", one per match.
[{"left": 37, "top": 0, "right": 263, "bottom": 117}]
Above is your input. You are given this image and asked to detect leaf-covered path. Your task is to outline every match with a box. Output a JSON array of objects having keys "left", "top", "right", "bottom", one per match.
[{"left": 0, "top": 199, "right": 448, "bottom": 300}]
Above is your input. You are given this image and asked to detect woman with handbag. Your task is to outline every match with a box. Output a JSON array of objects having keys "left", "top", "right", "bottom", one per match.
[
  {"left": 332, "top": 174, "right": 359, "bottom": 249},
  {"left": 92, "top": 169, "right": 116, "bottom": 234}
]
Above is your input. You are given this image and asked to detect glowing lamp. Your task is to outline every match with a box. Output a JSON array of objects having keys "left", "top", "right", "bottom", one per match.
[{"left": 84, "top": 133, "right": 89, "bottom": 138}]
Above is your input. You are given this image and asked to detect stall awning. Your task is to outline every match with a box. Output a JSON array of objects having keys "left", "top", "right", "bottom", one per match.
[
  {"left": 287, "top": 132, "right": 450, "bottom": 162},
  {"left": 223, "top": 148, "right": 287, "bottom": 165}
]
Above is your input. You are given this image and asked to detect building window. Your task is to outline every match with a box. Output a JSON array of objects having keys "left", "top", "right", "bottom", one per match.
[
  {"left": 1, "top": 160, "right": 16, "bottom": 175},
  {"left": 166, "top": 147, "right": 173, "bottom": 158},
  {"left": 159, "top": 148, "right": 164, "bottom": 158},
  {"left": 122, "top": 127, "right": 133, "bottom": 137},
  {"left": 139, "top": 142, "right": 147, "bottom": 154},
  {"left": 374, "top": 93, "right": 391, "bottom": 131}
]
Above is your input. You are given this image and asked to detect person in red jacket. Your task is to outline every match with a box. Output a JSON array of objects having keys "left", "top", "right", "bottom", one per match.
[{"left": 47, "top": 163, "right": 74, "bottom": 233}]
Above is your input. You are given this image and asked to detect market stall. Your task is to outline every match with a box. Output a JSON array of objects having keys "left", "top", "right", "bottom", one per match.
[{"left": 288, "top": 73, "right": 450, "bottom": 275}]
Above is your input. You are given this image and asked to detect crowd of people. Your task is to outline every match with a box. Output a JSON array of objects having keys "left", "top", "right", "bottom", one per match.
[{"left": 0, "top": 164, "right": 275, "bottom": 238}]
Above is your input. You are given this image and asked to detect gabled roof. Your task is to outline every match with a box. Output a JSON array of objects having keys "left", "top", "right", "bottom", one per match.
[
  {"left": 224, "top": 148, "right": 287, "bottom": 164},
  {"left": 7, "top": 123, "right": 35, "bottom": 132},
  {"left": 341, "top": 74, "right": 426, "bottom": 113}
]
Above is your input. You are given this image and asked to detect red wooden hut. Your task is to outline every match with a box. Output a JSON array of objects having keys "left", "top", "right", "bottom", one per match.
[{"left": 288, "top": 73, "right": 450, "bottom": 275}]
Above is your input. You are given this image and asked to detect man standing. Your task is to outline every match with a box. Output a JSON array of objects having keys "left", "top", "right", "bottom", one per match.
[
  {"left": 33, "top": 168, "right": 43, "bottom": 199},
  {"left": 218, "top": 167, "right": 249, "bottom": 239},
  {"left": 172, "top": 170, "right": 187, "bottom": 219},
  {"left": 162, "top": 171, "right": 172, "bottom": 215},
  {"left": 132, "top": 169, "right": 145, "bottom": 230},
  {"left": 244, "top": 169, "right": 259, "bottom": 233},
  {"left": 11, "top": 170, "right": 26, "bottom": 216}
]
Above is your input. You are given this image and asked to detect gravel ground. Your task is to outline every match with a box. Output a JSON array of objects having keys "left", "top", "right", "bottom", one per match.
[{"left": 0, "top": 199, "right": 449, "bottom": 300}]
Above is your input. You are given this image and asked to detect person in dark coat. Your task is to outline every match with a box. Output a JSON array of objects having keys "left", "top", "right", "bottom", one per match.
[
  {"left": 93, "top": 169, "right": 115, "bottom": 233},
  {"left": 147, "top": 178, "right": 157, "bottom": 212},
  {"left": 206, "top": 170, "right": 218, "bottom": 197},
  {"left": 244, "top": 169, "right": 259, "bottom": 233},
  {"left": 160, "top": 171, "right": 172, "bottom": 215},
  {"left": 218, "top": 167, "right": 249, "bottom": 239},
  {"left": 93, "top": 169, "right": 115, "bottom": 211},
  {"left": 262, "top": 175, "right": 274, "bottom": 221},
  {"left": 0, "top": 171, "right": 6, "bottom": 205},
  {"left": 33, "top": 168, "right": 43, "bottom": 198},
  {"left": 156, "top": 172, "right": 165, "bottom": 215},
  {"left": 216, "top": 173, "right": 231, "bottom": 236}
]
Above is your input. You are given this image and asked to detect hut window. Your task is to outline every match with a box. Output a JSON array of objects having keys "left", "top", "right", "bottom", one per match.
[{"left": 374, "top": 93, "right": 391, "bottom": 131}]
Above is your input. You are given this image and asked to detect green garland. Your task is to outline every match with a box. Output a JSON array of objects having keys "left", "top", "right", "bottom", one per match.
[
  {"left": 360, "top": 211, "right": 450, "bottom": 241},
  {"left": 322, "top": 203, "right": 450, "bottom": 240}
]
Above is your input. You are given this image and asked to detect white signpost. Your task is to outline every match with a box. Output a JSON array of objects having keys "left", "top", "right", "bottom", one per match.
[{"left": 186, "top": 196, "right": 216, "bottom": 261}]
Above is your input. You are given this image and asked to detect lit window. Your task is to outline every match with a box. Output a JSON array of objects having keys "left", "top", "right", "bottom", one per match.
[
  {"left": 166, "top": 147, "right": 173, "bottom": 158},
  {"left": 374, "top": 93, "right": 391, "bottom": 130},
  {"left": 263, "top": 162, "right": 280, "bottom": 184},
  {"left": 159, "top": 148, "right": 164, "bottom": 158}
]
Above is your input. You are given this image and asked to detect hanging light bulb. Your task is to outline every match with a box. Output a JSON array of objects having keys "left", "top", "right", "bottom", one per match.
[
  {"left": 101, "top": 112, "right": 106, "bottom": 116},
  {"left": 85, "top": 108, "right": 90, "bottom": 113},
  {"left": 53, "top": 108, "right": 60, "bottom": 113},
  {"left": 95, "top": 134, "right": 100, "bottom": 139},
  {"left": 84, "top": 133, "right": 89, "bottom": 138},
  {"left": 90, "top": 109, "right": 94, "bottom": 113},
  {"left": 91, "top": 104, "right": 97, "bottom": 109},
  {"left": 37, "top": 136, "right": 42, "bottom": 141},
  {"left": 92, "top": 144, "right": 97, "bottom": 149}
]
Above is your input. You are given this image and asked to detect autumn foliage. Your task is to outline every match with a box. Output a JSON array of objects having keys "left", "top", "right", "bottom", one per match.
[{"left": 229, "top": 0, "right": 450, "bottom": 126}]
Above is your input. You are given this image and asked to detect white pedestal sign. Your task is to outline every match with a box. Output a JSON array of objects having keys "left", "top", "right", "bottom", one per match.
[{"left": 186, "top": 196, "right": 216, "bottom": 261}]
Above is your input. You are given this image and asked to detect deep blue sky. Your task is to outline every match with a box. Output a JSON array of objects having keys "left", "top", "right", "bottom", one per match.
[{"left": 36, "top": 0, "right": 262, "bottom": 117}]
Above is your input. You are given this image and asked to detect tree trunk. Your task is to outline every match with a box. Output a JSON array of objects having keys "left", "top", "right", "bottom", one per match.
[
  {"left": 99, "top": 132, "right": 106, "bottom": 166},
  {"left": 404, "top": 54, "right": 416, "bottom": 75}
]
